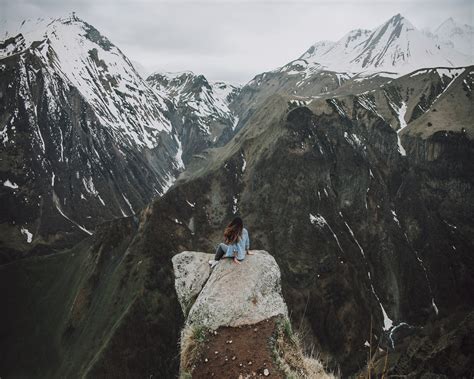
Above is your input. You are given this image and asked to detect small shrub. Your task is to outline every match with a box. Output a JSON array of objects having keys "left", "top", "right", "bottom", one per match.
[
  {"left": 192, "top": 325, "right": 207, "bottom": 344},
  {"left": 180, "top": 325, "right": 208, "bottom": 373},
  {"left": 179, "top": 371, "right": 192, "bottom": 379},
  {"left": 271, "top": 316, "right": 336, "bottom": 379}
]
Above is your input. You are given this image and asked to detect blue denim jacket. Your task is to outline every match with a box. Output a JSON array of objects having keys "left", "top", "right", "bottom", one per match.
[{"left": 224, "top": 228, "right": 250, "bottom": 260}]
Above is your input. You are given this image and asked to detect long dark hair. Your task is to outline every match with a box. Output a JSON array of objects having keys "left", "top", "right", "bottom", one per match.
[{"left": 224, "top": 217, "right": 243, "bottom": 244}]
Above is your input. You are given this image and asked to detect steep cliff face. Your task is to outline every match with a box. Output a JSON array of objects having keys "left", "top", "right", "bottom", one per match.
[{"left": 229, "top": 68, "right": 350, "bottom": 132}]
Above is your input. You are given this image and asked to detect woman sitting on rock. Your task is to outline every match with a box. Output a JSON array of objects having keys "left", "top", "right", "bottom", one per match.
[{"left": 209, "top": 216, "right": 252, "bottom": 268}]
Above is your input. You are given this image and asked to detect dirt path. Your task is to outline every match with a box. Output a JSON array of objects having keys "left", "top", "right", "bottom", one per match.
[{"left": 191, "top": 318, "right": 284, "bottom": 378}]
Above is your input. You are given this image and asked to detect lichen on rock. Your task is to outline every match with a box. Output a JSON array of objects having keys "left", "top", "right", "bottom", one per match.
[
  {"left": 173, "top": 250, "right": 288, "bottom": 330},
  {"left": 172, "top": 251, "right": 212, "bottom": 316}
]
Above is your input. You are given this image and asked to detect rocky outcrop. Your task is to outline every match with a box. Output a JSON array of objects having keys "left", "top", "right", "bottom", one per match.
[
  {"left": 173, "top": 251, "right": 331, "bottom": 378},
  {"left": 173, "top": 251, "right": 288, "bottom": 329}
]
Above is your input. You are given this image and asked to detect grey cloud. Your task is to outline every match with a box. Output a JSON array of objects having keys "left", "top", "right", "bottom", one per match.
[{"left": 1, "top": 0, "right": 472, "bottom": 84}]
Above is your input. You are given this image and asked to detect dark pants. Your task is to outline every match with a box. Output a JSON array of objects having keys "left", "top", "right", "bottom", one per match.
[
  {"left": 214, "top": 243, "right": 228, "bottom": 261},
  {"left": 215, "top": 243, "right": 245, "bottom": 261}
]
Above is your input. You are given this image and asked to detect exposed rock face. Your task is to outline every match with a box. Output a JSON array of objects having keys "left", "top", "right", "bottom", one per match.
[
  {"left": 0, "top": 213, "right": 184, "bottom": 378},
  {"left": 172, "top": 251, "right": 212, "bottom": 315},
  {"left": 364, "top": 310, "right": 474, "bottom": 378},
  {"left": 169, "top": 67, "right": 473, "bottom": 375},
  {"left": 147, "top": 72, "right": 241, "bottom": 163},
  {"left": 173, "top": 250, "right": 288, "bottom": 329}
]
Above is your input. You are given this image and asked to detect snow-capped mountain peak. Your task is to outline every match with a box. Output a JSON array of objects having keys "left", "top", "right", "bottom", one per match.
[
  {"left": 148, "top": 71, "right": 240, "bottom": 134},
  {"left": 300, "top": 40, "right": 335, "bottom": 60},
  {"left": 298, "top": 13, "right": 472, "bottom": 76},
  {"left": 1, "top": 14, "right": 172, "bottom": 149},
  {"left": 436, "top": 17, "right": 455, "bottom": 31},
  {"left": 433, "top": 17, "right": 474, "bottom": 54}
]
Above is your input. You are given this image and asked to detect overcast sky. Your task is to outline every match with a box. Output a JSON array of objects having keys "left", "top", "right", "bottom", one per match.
[{"left": 1, "top": 0, "right": 472, "bottom": 83}]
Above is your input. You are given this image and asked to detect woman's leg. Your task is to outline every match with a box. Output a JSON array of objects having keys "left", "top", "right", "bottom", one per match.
[{"left": 214, "top": 243, "right": 227, "bottom": 261}]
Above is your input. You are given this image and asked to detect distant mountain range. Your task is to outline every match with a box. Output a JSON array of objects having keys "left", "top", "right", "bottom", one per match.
[{"left": 298, "top": 14, "right": 472, "bottom": 75}]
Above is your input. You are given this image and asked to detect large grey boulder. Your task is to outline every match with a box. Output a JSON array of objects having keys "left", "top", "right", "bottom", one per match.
[
  {"left": 172, "top": 251, "right": 212, "bottom": 316},
  {"left": 172, "top": 250, "right": 288, "bottom": 330}
]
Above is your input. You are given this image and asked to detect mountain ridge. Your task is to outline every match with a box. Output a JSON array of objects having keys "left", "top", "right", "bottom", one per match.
[{"left": 298, "top": 14, "right": 472, "bottom": 76}]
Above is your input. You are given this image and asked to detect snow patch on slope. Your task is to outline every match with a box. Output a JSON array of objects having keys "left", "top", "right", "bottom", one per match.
[{"left": 3, "top": 179, "right": 19, "bottom": 189}]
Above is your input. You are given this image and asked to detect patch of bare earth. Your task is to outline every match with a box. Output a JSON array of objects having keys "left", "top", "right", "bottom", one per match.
[{"left": 191, "top": 317, "right": 284, "bottom": 378}]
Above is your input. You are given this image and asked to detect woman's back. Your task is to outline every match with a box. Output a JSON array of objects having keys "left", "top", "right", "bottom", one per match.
[
  {"left": 232, "top": 228, "right": 249, "bottom": 260},
  {"left": 210, "top": 221, "right": 250, "bottom": 267}
]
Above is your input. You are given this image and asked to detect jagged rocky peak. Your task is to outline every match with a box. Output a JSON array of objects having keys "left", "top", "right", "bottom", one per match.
[
  {"left": 172, "top": 251, "right": 333, "bottom": 378},
  {"left": 147, "top": 70, "right": 240, "bottom": 150},
  {"left": 147, "top": 71, "right": 200, "bottom": 91},
  {"left": 3, "top": 13, "right": 110, "bottom": 48},
  {"left": 148, "top": 70, "right": 240, "bottom": 112},
  {"left": 432, "top": 17, "right": 474, "bottom": 54},
  {"left": 2, "top": 13, "right": 174, "bottom": 150},
  {"left": 368, "top": 13, "right": 416, "bottom": 43}
]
